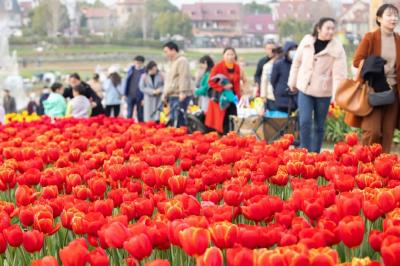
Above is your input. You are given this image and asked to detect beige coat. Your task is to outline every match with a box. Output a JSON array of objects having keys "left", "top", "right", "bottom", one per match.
[
  {"left": 163, "top": 55, "right": 193, "bottom": 98},
  {"left": 288, "top": 34, "right": 347, "bottom": 98}
]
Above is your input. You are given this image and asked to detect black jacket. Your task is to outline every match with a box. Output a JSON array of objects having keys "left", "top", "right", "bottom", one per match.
[
  {"left": 361, "top": 55, "right": 391, "bottom": 93},
  {"left": 254, "top": 56, "right": 270, "bottom": 85}
]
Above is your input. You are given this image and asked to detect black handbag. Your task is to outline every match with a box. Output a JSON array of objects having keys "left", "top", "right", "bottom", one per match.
[{"left": 368, "top": 89, "right": 396, "bottom": 107}]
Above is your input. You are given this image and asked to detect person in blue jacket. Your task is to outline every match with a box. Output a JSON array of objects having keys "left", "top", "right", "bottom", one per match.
[
  {"left": 270, "top": 41, "right": 298, "bottom": 112},
  {"left": 124, "top": 55, "right": 146, "bottom": 121}
]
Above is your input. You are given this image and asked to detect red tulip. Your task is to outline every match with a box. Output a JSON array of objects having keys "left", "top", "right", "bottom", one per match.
[
  {"left": 381, "top": 235, "right": 400, "bottom": 266},
  {"left": 226, "top": 247, "right": 253, "bottom": 266},
  {"left": 179, "top": 227, "right": 210, "bottom": 257},
  {"left": 34, "top": 209, "right": 60, "bottom": 235},
  {"left": 88, "top": 248, "right": 109, "bottom": 266},
  {"left": 124, "top": 233, "right": 153, "bottom": 261},
  {"left": 15, "top": 185, "right": 37, "bottom": 206},
  {"left": 168, "top": 175, "right": 188, "bottom": 195},
  {"left": 0, "top": 232, "right": 7, "bottom": 254},
  {"left": 333, "top": 174, "right": 354, "bottom": 192},
  {"left": 23, "top": 230, "right": 44, "bottom": 253},
  {"left": 223, "top": 184, "right": 243, "bottom": 206},
  {"left": 145, "top": 259, "right": 171, "bottom": 266},
  {"left": 362, "top": 199, "right": 383, "bottom": 222},
  {"left": 345, "top": 132, "right": 358, "bottom": 146},
  {"left": 209, "top": 221, "right": 238, "bottom": 249},
  {"left": 309, "top": 247, "right": 338, "bottom": 266},
  {"left": 98, "top": 222, "right": 131, "bottom": 249},
  {"left": 375, "top": 157, "right": 394, "bottom": 177},
  {"left": 201, "top": 190, "right": 221, "bottom": 204},
  {"left": 4, "top": 224, "right": 23, "bottom": 247},
  {"left": 338, "top": 216, "right": 364, "bottom": 248},
  {"left": 31, "top": 256, "right": 59, "bottom": 266},
  {"left": 369, "top": 230, "right": 383, "bottom": 252},
  {"left": 377, "top": 190, "right": 397, "bottom": 214},
  {"left": 196, "top": 247, "right": 223, "bottom": 266},
  {"left": 60, "top": 238, "right": 89, "bottom": 266},
  {"left": 336, "top": 192, "right": 362, "bottom": 218}
]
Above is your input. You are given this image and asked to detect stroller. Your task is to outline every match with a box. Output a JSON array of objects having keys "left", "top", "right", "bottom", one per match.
[
  {"left": 230, "top": 91, "right": 300, "bottom": 145},
  {"left": 152, "top": 101, "right": 211, "bottom": 134}
]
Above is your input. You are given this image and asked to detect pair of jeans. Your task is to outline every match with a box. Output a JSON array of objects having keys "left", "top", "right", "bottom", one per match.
[
  {"left": 168, "top": 96, "right": 191, "bottom": 127},
  {"left": 105, "top": 105, "right": 120, "bottom": 117},
  {"left": 126, "top": 96, "right": 143, "bottom": 122},
  {"left": 298, "top": 91, "right": 331, "bottom": 153}
]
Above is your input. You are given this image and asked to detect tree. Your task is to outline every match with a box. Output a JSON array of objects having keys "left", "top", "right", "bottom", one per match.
[
  {"left": 30, "top": 0, "right": 70, "bottom": 36},
  {"left": 154, "top": 12, "right": 192, "bottom": 39},
  {"left": 244, "top": 1, "right": 271, "bottom": 14},
  {"left": 277, "top": 18, "right": 312, "bottom": 43}
]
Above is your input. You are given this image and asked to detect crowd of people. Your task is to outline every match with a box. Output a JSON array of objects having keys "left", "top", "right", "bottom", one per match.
[{"left": 3, "top": 3, "right": 400, "bottom": 153}]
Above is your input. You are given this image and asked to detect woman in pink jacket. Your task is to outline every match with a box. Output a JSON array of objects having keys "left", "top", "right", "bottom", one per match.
[{"left": 288, "top": 17, "right": 347, "bottom": 152}]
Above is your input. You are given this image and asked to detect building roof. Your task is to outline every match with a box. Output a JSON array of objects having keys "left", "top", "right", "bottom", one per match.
[
  {"left": 82, "top": 7, "right": 115, "bottom": 18},
  {"left": 0, "top": 0, "right": 21, "bottom": 13},
  {"left": 244, "top": 14, "right": 276, "bottom": 34},
  {"left": 272, "top": 0, "right": 334, "bottom": 23},
  {"left": 116, "top": 0, "right": 144, "bottom": 5},
  {"left": 182, "top": 2, "right": 243, "bottom": 21}
]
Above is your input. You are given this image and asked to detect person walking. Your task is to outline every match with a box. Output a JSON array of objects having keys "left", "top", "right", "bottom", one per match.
[
  {"left": 3, "top": 89, "right": 16, "bottom": 114},
  {"left": 345, "top": 4, "right": 400, "bottom": 153},
  {"left": 288, "top": 17, "right": 347, "bottom": 152},
  {"left": 260, "top": 46, "right": 281, "bottom": 111},
  {"left": 194, "top": 55, "right": 214, "bottom": 112},
  {"left": 124, "top": 56, "right": 146, "bottom": 121},
  {"left": 139, "top": 61, "right": 164, "bottom": 122},
  {"left": 254, "top": 41, "right": 276, "bottom": 95},
  {"left": 205, "top": 47, "right": 241, "bottom": 134},
  {"left": 162, "top": 41, "right": 193, "bottom": 127},
  {"left": 103, "top": 70, "right": 123, "bottom": 117},
  {"left": 43, "top": 82, "right": 67, "bottom": 118}
]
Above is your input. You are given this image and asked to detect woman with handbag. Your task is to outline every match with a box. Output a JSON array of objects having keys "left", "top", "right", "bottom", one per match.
[
  {"left": 345, "top": 4, "right": 400, "bottom": 153},
  {"left": 288, "top": 17, "right": 347, "bottom": 152},
  {"left": 205, "top": 47, "right": 241, "bottom": 134}
]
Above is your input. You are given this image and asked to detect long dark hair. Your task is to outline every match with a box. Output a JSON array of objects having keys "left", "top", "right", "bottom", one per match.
[
  {"left": 312, "top": 17, "right": 336, "bottom": 37},
  {"left": 199, "top": 55, "right": 215, "bottom": 72},
  {"left": 109, "top": 72, "right": 121, "bottom": 87},
  {"left": 376, "top": 4, "right": 399, "bottom": 26}
]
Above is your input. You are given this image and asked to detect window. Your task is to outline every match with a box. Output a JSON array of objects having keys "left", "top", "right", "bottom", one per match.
[
  {"left": 216, "top": 10, "right": 223, "bottom": 15},
  {"left": 191, "top": 11, "right": 196, "bottom": 16},
  {"left": 256, "top": 24, "right": 263, "bottom": 31},
  {"left": 268, "top": 24, "right": 274, "bottom": 31},
  {"left": 230, "top": 10, "right": 236, "bottom": 15}
]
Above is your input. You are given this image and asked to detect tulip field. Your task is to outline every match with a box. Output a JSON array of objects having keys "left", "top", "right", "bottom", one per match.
[{"left": 1, "top": 116, "right": 400, "bottom": 265}]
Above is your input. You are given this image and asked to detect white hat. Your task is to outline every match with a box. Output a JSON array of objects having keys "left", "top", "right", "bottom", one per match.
[{"left": 108, "top": 65, "right": 120, "bottom": 75}]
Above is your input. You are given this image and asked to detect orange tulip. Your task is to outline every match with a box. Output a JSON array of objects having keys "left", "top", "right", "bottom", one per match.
[
  {"left": 209, "top": 221, "right": 238, "bottom": 249},
  {"left": 196, "top": 247, "right": 223, "bottom": 266},
  {"left": 168, "top": 175, "right": 188, "bottom": 195},
  {"left": 179, "top": 227, "right": 210, "bottom": 257}
]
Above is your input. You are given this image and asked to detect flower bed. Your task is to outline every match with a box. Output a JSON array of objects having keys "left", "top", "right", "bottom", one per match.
[{"left": 0, "top": 116, "right": 399, "bottom": 265}]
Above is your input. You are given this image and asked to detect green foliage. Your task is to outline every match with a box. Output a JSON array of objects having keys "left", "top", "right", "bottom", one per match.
[
  {"left": 277, "top": 18, "right": 313, "bottom": 43},
  {"left": 146, "top": 0, "right": 178, "bottom": 13},
  {"left": 30, "top": 0, "right": 70, "bottom": 37},
  {"left": 325, "top": 113, "right": 360, "bottom": 143},
  {"left": 244, "top": 1, "right": 271, "bottom": 14},
  {"left": 154, "top": 12, "right": 193, "bottom": 38}
]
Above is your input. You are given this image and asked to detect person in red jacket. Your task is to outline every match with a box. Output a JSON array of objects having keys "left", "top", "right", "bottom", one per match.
[{"left": 205, "top": 47, "right": 241, "bottom": 134}]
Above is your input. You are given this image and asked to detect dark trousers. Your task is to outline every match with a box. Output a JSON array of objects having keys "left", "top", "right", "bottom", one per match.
[
  {"left": 223, "top": 103, "right": 237, "bottom": 135},
  {"left": 168, "top": 96, "right": 191, "bottom": 127},
  {"left": 105, "top": 105, "right": 120, "bottom": 117},
  {"left": 126, "top": 96, "right": 143, "bottom": 122}
]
